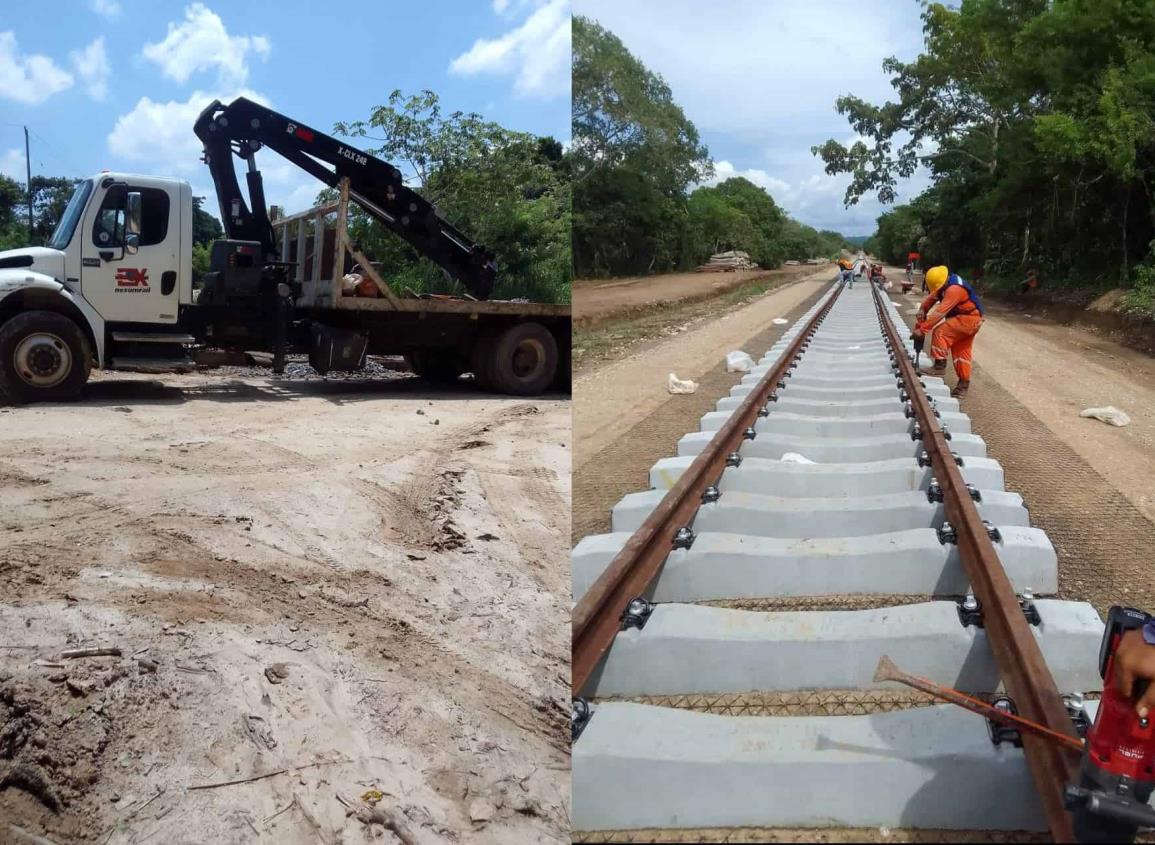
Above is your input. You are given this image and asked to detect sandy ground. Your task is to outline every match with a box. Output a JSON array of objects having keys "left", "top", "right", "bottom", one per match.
[
  {"left": 0, "top": 367, "right": 571, "bottom": 844},
  {"left": 573, "top": 266, "right": 822, "bottom": 325},
  {"left": 574, "top": 269, "right": 830, "bottom": 473},
  {"left": 965, "top": 302, "right": 1155, "bottom": 522}
]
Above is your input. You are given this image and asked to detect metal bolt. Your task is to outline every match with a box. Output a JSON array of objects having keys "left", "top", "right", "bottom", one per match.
[{"left": 963, "top": 594, "right": 978, "bottom": 612}]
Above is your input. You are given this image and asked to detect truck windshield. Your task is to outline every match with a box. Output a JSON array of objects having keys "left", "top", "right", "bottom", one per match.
[{"left": 46, "top": 179, "right": 94, "bottom": 250}]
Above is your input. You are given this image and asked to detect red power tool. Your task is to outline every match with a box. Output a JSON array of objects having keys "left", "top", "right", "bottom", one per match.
[{"left": 1065, "top": 605, "right": 1155, "bottom": 842}]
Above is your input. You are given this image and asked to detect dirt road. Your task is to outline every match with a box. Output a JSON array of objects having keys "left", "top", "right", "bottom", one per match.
[
  {"left": 573, "top": 268, "right": 832, "bottom": 541},
  {"left": 574, "top": 265, "right": 824, "bottom": 325},
  {"left": 0, "top": 368, "right": 570, "bottom": 844}
]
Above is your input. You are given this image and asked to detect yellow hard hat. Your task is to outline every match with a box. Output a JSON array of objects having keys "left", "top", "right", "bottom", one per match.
[{"left": 925, "top": 265, "right": 949, "bottom": 293}]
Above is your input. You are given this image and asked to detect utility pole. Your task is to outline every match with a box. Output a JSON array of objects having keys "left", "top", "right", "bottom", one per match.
[{"left": 24, "top": 126, "right": 33, "bottom": 236}]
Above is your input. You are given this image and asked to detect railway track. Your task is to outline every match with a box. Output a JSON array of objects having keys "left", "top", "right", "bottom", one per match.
[{"left": 571, "top": 278, "right": 1103, "bottom": 840}]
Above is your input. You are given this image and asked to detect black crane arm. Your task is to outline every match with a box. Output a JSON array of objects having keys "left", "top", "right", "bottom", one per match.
[{"left": 193, "top": 97, "right": 497, "bottom": 299}]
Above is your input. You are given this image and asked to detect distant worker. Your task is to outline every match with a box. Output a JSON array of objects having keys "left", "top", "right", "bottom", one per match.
[
  {"left": 912, "top": 265, "right": 984, "bottom": 399},
  {"left": 837, "top": 258, "right": 854, "bottom": 289},
  {"left": 1020, "top": 268, "right": 1039, "bottom": 295}
]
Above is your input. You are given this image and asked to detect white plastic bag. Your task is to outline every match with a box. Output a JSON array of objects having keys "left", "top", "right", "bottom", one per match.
[
  {"left": 771, "top": 318, "right": 788, "bottom": 325},
  {"left": 667, "top": 373, "right": 698, "bottom": 394},
  {"left": 780, "top": 452, "right": 815, "bottom": 464},
  {"left": 725, "top": 350, "right": 755, "bottom": 373},
  {"left": 1080, "top": 406, "right": 1131, "bottom": 427}
]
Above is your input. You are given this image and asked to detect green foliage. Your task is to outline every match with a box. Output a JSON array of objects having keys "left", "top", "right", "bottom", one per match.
[
  {"left": 334, "top": 89, "right": 570, "bottom": 303},
  {"left": 1124, "top": 241, "right": 1155, "bottom": 315},
  {"left": 818, "top": 0, "right": 1155, "bottom": 289},
  {"left": 571, "top": 16, "right": 711, "bottom": 191},
  {"left": 572, "top": 15, "right": 713, "bottom": 276},
  {"left": 192, "top": 196, "right": 223, "bottom": 247},
  {"left": 0, "top": 173, "right": 73, "bottom": 249},
  {"left": 191, "top": 242, "right": 211, "bottom": 287}
]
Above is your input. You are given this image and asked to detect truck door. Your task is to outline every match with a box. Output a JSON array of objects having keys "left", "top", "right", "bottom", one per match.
[{"left": 79, "top": 181, "right": 180, "bottom": 325}]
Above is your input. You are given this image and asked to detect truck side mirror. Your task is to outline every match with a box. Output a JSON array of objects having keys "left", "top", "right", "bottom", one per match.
[{"left": 125, "top": 191, "right": 142, "bottom": 255}]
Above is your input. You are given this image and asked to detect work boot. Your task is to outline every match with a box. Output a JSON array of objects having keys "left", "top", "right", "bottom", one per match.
[
  {"left": 919, "top": 359, "right": 947, "bottom": 377},
  {"left": 950, "top": 379, "right": 970, "bottom": 398}
]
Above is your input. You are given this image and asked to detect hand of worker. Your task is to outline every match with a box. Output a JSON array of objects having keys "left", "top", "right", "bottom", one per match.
[
  {"left": 916, "top": 310, "right": 926, "bottom": 323},
  {"left": 911, "top": 329, "right": 923, "bottom": 341},
  {"left": 1114, "top": 627, "right": 1155, "bottom": 718}
]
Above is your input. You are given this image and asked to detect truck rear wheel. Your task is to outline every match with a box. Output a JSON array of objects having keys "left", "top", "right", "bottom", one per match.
[
  {"left": 488, "top": 322, "right": 558, "bottom": 396},
  {"left": 0, "top": 311, "right": 93, "bottom": 404}
]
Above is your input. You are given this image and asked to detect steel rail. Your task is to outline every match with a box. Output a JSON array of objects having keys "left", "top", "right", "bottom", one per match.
[
  {"left": 870, "top": 282, "right": 1081, "bottom": 843},
  {"left": 571, "top": 283, "right": 844, "bottom": 694}
]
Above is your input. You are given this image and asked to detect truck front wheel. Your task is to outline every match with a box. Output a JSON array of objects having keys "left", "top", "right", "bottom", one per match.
[
  {"left": 0, "top": 311, "right": 93, "bottom": 404},
  {"left": 489, "top": 322, "right": 558, "bottom": 396}
]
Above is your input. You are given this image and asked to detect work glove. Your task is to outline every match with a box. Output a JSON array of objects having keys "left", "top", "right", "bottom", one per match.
[{"left": 916, "top": 310, "right": 926, "bottom": 323}]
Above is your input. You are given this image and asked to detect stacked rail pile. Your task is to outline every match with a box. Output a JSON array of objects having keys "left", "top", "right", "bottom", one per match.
[
  {"left": 571, "top": 280, "right": 1101, "bottom": 838},
  {"left": 696, "top": 250, "right": 759, "bottom": 272}
]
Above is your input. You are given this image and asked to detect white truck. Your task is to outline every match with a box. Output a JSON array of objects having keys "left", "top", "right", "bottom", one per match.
[{"left": 0, "top": 98, "right": 569, "bottom": 403}]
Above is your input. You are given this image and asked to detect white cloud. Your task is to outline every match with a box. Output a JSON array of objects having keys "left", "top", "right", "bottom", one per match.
[
  {"left": 107, "top": 90, "right": 321, "bottom": 214},
  {"left": 0, "top": 148, "right": 26, "bottom": 180},
  {"left": 703, "top": 160, "right": 791, "bottom": 197},
  {"left": 0, "top": 31, "right": 74, "bottom": 104},
  {"left": 90, "top": 0, "right": 121, "bottom": 17},
  {"left": 70, "top": 37, "right": 110, "bottom": 101},
  {"left": 450, "top": 0, "right": 570, "bottom": 99},
  {"left": 142, "top": 3, "right": 271, "bottom": 87}
]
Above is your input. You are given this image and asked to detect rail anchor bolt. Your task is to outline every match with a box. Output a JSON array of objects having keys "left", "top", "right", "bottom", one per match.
[
  {"left": 701, "top": 485, "right": 721, "bottom": 504},
  {"left": 620, "top": 597, "right": 655, "bottom": 631},
  {"left": 572, "top": 698, "right": 593, "bottom": 742},
  {"left": 672, "top": 526, "right": 696, "bottom": 549}
]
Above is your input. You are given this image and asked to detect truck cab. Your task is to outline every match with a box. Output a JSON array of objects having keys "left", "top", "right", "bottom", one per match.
[{"left": 0, "top": 172, "right": 199, "bottom": 401}]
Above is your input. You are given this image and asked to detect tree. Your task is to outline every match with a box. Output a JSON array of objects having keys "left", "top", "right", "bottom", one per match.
[
  {"left": 192, "top": 196, "right": 223, "bottom": 246},
  {"left": 573, "top": 16, "right": 716, "bottom": 277},
  {"left": 333, "top": 89, "right": 570, "bottom": 303},
  {"left": 0, "top": 174, "right": 27, "bottom": 250},
  {"left": 820, "top": 0, "right": 1155, "bottom": 291},
  {"left": 571, "top": 16, "right": 711, "bottom": 189},
  {"left": 29, "top": 176, "right": 79, "bottom": 244}
]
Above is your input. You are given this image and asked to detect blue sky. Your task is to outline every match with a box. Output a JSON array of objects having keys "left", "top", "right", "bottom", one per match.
[
  {"left": 0, "top": 0, "right": 570, "bottom": 216},
  {"left": 574, "top": 0, "right": 930, "bottom": 236}
]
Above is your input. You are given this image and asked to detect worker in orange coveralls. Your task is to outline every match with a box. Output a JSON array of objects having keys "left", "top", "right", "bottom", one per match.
[{"left": 912, "top": 265, "right": 984, "bottom": 399}]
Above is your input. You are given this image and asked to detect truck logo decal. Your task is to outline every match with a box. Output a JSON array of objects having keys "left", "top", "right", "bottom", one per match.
[{"left": 115, "top": 268, "right": 151, "bottom": 292}]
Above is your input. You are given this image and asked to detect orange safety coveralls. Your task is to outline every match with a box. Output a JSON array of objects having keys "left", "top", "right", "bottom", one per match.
[{"left": 916, "top": 281, "right": 983, "bottom": 380}]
